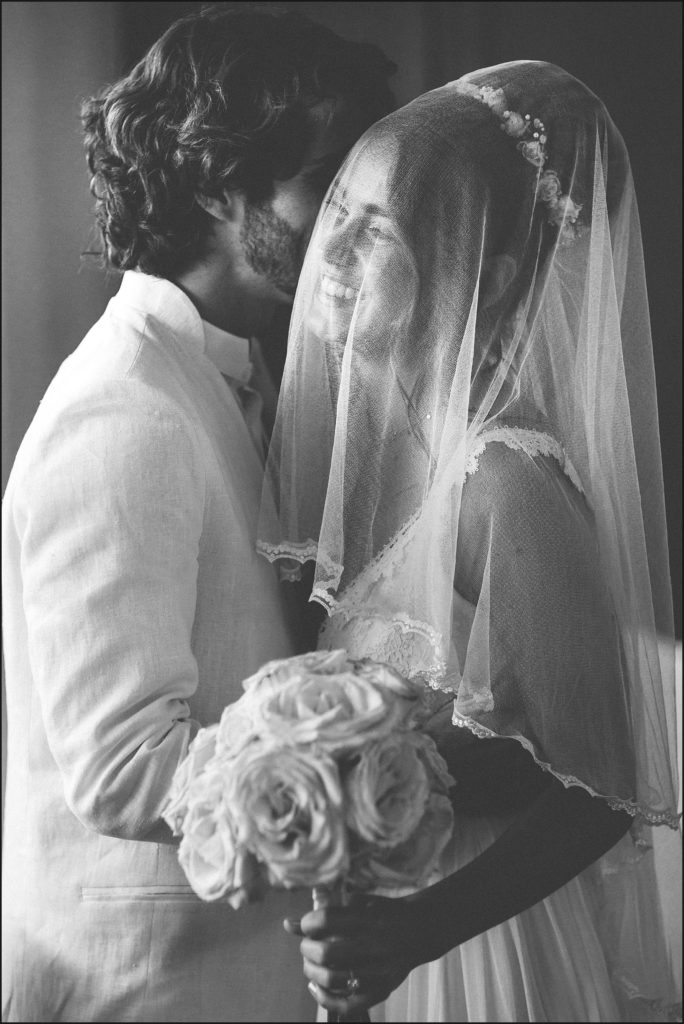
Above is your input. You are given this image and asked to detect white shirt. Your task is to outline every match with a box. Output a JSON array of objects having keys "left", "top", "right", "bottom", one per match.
[
  {"left": 2, "top": 271, "right": 313, "bottom": 1022},
  {"left": 202, "top": 318, "right": 267, "bottom": 458},
  {"left": 201, "top": 317, "right": 253, "bottom": 386}
]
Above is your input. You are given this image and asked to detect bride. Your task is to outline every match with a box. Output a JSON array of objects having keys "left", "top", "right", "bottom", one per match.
[{"left": 258, "top": 61, "right": 680, "bottom": 1022}]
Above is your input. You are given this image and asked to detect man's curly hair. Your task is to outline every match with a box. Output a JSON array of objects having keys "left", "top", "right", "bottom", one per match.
[{"left": 81, "top": 5, "right": 396, "bottom": 278}]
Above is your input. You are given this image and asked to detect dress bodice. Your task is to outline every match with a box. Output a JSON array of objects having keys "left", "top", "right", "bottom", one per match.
[{"left": 319, "top": 426, "right": 583, "bottom": 695}]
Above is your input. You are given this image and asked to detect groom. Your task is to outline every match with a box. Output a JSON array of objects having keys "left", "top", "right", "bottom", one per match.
[{"left": 1, "top": 7, "right": 394, "bottom": 1022}]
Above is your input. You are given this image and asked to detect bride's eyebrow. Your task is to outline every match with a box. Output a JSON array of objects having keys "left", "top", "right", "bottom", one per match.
[
  {"left": 325, "top": 186, "right": 388, "bottom": 217},
  {"left": 357, "top": 202, "right": 387, "bottom": 217}
]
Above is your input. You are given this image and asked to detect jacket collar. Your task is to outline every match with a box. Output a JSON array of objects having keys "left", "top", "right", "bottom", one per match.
[{"left": 114, "top": 271, "right": 252, "bottom": 385}]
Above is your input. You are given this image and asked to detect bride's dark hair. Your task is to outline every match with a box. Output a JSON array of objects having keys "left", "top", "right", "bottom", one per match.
[{"left": 81, "top": 5, "right": 395, "bottom": 278}]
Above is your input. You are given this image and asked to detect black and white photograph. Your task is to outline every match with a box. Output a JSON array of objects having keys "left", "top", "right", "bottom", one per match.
[{"left": 2, "top": 3, "right": 682, "bottom": 1022}]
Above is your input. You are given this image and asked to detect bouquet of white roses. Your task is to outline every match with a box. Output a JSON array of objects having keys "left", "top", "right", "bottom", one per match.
[{"left": 162, "top": 649, "right": 455, "bottom": 912}]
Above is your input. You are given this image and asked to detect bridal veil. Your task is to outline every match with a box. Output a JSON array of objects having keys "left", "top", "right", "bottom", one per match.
[
  {"left": 259, "top": 60, "right": 680, "bottom": 1017},
  {"left": 260, "top": 60, "right": 677, "bottom": 827}
]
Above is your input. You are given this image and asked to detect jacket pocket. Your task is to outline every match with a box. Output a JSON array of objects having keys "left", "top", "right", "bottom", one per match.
[{"left": 80, "top": 884, "right": 203, "bottom": 903}]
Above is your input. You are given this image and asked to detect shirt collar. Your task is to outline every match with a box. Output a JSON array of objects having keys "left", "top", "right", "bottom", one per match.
[
  {"left": 113, "top": 271, "right": 252, "bottom": 385},
  {"left": 202, "top": 319, "right": 253, "bottom": 386}
]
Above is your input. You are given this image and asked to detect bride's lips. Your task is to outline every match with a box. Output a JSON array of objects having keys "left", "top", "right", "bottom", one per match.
[
  {"left": 308, "top": 263, "right": 365, "bottom": 344},
  {"left": 319, "top": 273, "right": 359, "bottom": 301},
  {"left": 317, "top": 270, "right": 362, "bottom": 305},
  {"left": 313, "top": 261, "right": 363, "bottom": 304}
]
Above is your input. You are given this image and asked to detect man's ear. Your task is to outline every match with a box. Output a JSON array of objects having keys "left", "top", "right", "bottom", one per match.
[
  {"left": 195, "top": 189, "right": 243, "bottom": 224},
  {"left": 481, "top": 254, "right": 517, "bottom": 309}
]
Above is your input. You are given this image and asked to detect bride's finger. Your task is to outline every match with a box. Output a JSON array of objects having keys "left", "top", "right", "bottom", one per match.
[
  {"left": 302, "top": 957, "right": 390, "bottom": 994},
  {"left": 303, "top": 959, "right": 359, "bottom": 992},
  {"left": 307, "top": 979, "right": 385, "bottom": 1016},
  {"left": 300, "top": 936, "right": 384, "bottom": 969},
  {"left": 283, "top": 917, "right": 303, "bottom": 935},
  {"left": 298, "top": 907, "right": 380, "bottom": 938}
]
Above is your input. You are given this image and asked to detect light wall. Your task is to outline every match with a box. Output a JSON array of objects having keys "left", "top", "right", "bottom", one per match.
[
  {"left": 1, "top": 0, "right": 125, "bottom": 824},
  {"left": 2, "top": 1, "right": 124, "bottom": 489}
]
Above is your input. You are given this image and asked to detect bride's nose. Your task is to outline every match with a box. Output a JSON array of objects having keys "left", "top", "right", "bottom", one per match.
[{"left": 321, "top": 219, "right": 366, "bottom": 274}]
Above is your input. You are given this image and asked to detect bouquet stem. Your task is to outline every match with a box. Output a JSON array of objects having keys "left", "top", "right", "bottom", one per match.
[{"left": 312, "top": 883, "right": 371, "bottom": 1024}]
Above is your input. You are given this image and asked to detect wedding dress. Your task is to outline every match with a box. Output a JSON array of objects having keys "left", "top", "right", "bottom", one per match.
[
  {"left": 259, "top": 61, "right": 681, "bottom": 1021},
  {"left": 319, "top": 426, "right": 678, "bottom": 1022}
]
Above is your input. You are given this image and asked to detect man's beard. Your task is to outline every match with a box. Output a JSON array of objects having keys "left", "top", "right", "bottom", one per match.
[{"left": 240, "top": 197, "right": 307, "bottom": 298}]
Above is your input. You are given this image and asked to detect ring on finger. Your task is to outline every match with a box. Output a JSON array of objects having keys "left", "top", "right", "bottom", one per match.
[{"left": 346, "top": 970, "right": 361, "bottom": 995}]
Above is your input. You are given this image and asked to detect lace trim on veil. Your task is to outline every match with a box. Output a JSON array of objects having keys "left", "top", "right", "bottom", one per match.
[
  {"left": 465, "top": 426, "right": 586, "bottom": 496},
  {"left": 316, "top": 509, "right": 423, "bottom": 613},
  {"left": 449, "top": 711, "right": 681, "bottom": 830},
  {"left": 321, "top": 606, "right": 681, "bottom": 829},
  {"left": 257, "top": 540, "right": 342, "bottom": 588},
  {"left": 257, "top": 540, "right": 319, "bottom": 563},
  {"left": 259, "top": 427, "right": 586, "bottom": 584},
  {"left": 319, "top": 603, "right": 681, "bottom": 829}
]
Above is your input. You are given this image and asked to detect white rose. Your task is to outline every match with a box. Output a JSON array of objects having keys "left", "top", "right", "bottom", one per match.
[
  {"left": 354, "top": 658, "right": 422, "bottom": 701},
  {"left": 547, "top": 194, "right": 582, "bottom": 226},
  {"left": 162, "top": 724, "right": 219, "bottom": 835},
  {"left": 178, "top": 771, "right": 263, "bottom": 905},
  {"left": 345, "top": 733, "right": 430, "bottom": 848},
  {"left": 243, "top": 650, "right": 350, "bottom": 694},
  {"left": 559, "top": 220, "right": 587, "bottom": 245},
  {"left": 264, "top": 673, "right": 414, "bottom": 751},
  {"left": 536, "top": 170, "right": 562, "bottom": 204},
  {"left": 215, "top": 699, "right": 262, "bottom": 761},
  {"left": 352, "top": 792, "right": 455, "bottom": 892},
  {"left": 242, "top": 652, "right": 420, "bottom": 753},
  {"left": 405, "top": 731, "right": 456, "bottom": 795},
  {"left": 502, "top": 112, "right": 527, "bottom": 137},
  {"left": 228, "top": 744, "right": 349, "bottom": 889},
  {"left": 519, "top": 140, "right": 546, "bottom": 167},
  {"left": 479, "top": 86, "right": 507, "bottom": 116}
]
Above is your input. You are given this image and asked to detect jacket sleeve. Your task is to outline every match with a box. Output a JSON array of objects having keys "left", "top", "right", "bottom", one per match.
[{"left": 14, "top": 380, "right": 205, "bottom": 840}]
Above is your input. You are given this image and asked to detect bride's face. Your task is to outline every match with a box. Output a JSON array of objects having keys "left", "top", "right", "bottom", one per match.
[{"left": 304, "top": 143, "right": 418, "bottom": 355}]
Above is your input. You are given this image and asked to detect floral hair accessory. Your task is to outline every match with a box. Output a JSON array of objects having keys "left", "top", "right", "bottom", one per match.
[{"left": 456, "top": 81, "right": 583, "bottom": 241}]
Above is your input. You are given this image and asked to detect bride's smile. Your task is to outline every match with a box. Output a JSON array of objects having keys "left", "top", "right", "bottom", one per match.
[{"left": 319, "top": 272, "right": 359, "bottom": 300}]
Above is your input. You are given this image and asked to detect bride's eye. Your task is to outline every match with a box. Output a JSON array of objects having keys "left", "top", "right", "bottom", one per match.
[
  {"left": 324, "top": 197, "right": 350, "bottom": 222},
  {"left": 363, "top": 217, "right": 396, "bottom": 246},
  {"left": 365, "top": 222, "right": 386, "bottom": 240}
]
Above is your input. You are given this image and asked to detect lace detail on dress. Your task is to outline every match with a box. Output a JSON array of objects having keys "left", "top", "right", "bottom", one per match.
[
  {"left": 320, "top": 607, "right": 457, "bottom": 691},
  {"left": 465, "top": 426, "right": 586, "bottom": 497},
  {"left": 260, "top": 514, "right": 424, "bottom": 613},
  {"left": 318, "top": 510, "right": 423, "bottom": 615}
]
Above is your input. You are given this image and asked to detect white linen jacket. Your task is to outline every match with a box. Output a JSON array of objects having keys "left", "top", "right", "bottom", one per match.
[{"left": 2, "top": 272, "right": 313, "bottom": 1023}]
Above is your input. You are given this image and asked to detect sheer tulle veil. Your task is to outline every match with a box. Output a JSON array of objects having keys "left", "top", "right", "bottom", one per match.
[
  {"left": 259, "top": 63, "right": 680, "bottom": 1011},
  {"left": 259, "top": 55, "right": 681, "bottom": 1015},
  {"left": 260, "top": 60, "right": 677, "bottom": 828}
]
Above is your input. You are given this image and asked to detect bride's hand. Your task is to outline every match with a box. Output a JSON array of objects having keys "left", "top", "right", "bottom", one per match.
[{"left": 284, "top": 893, "right": 427, "bottom": 1015}]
